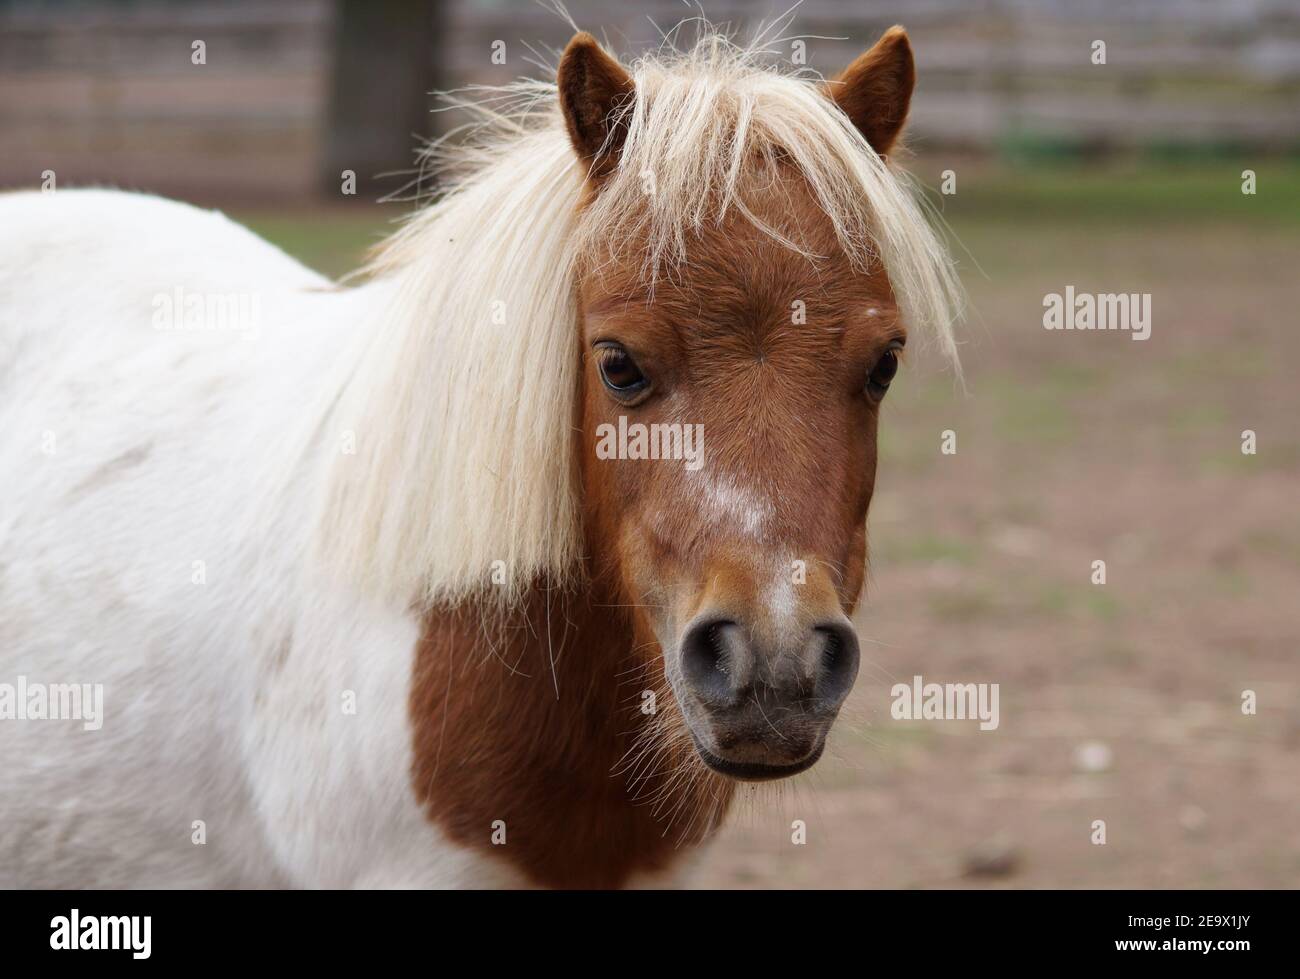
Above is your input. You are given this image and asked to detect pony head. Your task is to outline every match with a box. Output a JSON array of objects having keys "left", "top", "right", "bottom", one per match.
[
  {"left": 324, "top": 24, "right": 960, "bottom": 791},
  {"left": 558, "top": 26, "right": 960, "bottom": 780}
]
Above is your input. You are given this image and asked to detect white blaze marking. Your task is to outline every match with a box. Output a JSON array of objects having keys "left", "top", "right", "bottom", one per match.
[
  {"left": 766, "top": 566, "right": 797, "bottom": 630},
  {"left": 693, "top": 471, "right": 775, "bottom": 538}
]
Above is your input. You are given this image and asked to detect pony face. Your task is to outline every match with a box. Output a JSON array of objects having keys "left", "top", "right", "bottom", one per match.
[
  {"left": 577, "top": 183, "right": 903, "bottom": 780},
  {"left": 561, "top": 28, "right": 933, "bottom": 781}
]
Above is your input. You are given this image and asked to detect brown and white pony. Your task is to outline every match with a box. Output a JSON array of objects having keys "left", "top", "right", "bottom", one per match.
[{"left": 0, "top": 25, "right": 959, "bottom": 888}]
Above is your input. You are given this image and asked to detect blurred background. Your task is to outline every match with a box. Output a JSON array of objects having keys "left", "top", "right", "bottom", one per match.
[{"left": 3, "top": 0, "right": 1297, "bottom": 887}]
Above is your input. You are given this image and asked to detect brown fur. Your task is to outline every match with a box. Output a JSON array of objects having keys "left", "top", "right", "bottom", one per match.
[
  {"left": 826, "top": 26, "right": 915, "bottom": 157},
  {"left": 410, "top": 586, "right": 731, "bottom": 889},
  {"left": 410, "top": 30, "right": 915, "bottom": 889},
  {"left": 557, "top": 32, "right": 636, "bottom": 178}
]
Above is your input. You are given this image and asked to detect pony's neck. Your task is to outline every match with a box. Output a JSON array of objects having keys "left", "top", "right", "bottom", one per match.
[{"left": 408, "top": 572, "right": 734, "bottom": 888}]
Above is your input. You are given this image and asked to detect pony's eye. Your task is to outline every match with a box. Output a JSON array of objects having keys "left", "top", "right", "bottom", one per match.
[
  {"left": 594, "top": 342, "right": 649, "bottom": 399},
  {"left": 866, "top": 341, "right": 903, "bottom": 400}
]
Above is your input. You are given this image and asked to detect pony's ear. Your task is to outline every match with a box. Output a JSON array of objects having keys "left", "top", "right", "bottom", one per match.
[
  {"left": 557, "top": 32, "right": 635, "bottom": 179},
  {"left": 826, "top": 25, "right": 915, "bottom": 158}
]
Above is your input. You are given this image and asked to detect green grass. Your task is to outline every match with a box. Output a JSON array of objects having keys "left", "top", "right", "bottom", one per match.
[
  {"left": 1243, "top": 529, "right": 1300, "bottom": 568},
  {"left": 927, "top": 586, "right": 1000, "bottom": 623},
  {"left": 924, "top": 162, "right": 1300, "bottom": 229},
  {"left": 992, "top": 383, "right": 1077, "bottom": 446},
  {"left": 1198, "top": 441, "right": 1300, "bottom": 475},
  {"left": 238, "top": 205, "right": 395, "bottom": 279},
  {"left": 875, "top": 532, "right": 978, "bottom": 567},
  {"left": 1212, "top": 569, "right": 1254, "bottom": 598}
]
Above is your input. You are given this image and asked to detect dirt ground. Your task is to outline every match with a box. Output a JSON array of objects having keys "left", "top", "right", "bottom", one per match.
[{"left": 240, "top": 167, "right": 1300, "bottom": 889}]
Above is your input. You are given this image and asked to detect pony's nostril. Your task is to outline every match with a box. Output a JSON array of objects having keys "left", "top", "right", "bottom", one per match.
[
  {"left": 822, "top": 629, "right": 844, "bottom": 672},
  {"left": 679, "top": 618, "right": 745, "bottom": 704},
  {"left": 704, "top": 622, "right": 729, "bottom": 670},
  {"left": 812, "top": 621, "right": 860, "bottom": 709}
]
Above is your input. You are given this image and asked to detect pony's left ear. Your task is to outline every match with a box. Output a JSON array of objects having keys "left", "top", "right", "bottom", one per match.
[
  {"left": 825, "top": 25, "right": 915, "bottom": 158},
  {"left": 557, "top": 32, "right": 636, "bottom": 179}
]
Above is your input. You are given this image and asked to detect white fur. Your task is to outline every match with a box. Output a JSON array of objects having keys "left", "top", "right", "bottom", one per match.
[
  {"left": 0, "top": 189, "right": 523, "bottom": 888},
  {"left": 692, "top": 470, "right": 775, "bottom": 538}
]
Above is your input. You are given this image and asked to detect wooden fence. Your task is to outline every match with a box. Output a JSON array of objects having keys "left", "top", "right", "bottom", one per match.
[{"left": 1, "top": 0, "right": 1296, "bottom": 201}]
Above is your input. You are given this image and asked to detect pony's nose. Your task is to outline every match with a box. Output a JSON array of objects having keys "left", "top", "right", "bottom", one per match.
[{"left": 678, "top": 615, "right": 860, "bottom": 712}]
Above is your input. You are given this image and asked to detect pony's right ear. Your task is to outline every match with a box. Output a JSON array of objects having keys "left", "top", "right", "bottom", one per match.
[{"left": 557, "top": 32, "right": 635, "bottom": 179}]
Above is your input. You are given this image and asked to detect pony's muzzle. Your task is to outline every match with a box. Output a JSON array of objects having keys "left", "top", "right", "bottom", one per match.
[{"left": 675, "top": 615, "right": 860, "bottom": 781}]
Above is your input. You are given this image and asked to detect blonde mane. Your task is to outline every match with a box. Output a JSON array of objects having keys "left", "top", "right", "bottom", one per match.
[{"left": 315, "top": 30, "right": 963, "bottom": 610}]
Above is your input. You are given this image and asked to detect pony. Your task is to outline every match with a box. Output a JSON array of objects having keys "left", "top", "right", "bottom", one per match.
[{"left": 0, "top": 24, "right": 960, "bottom": 888}]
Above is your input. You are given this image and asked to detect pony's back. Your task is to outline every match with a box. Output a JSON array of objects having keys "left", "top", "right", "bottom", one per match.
[{"left": 0, "top": 190, "right": 350, "bottom": 886}]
